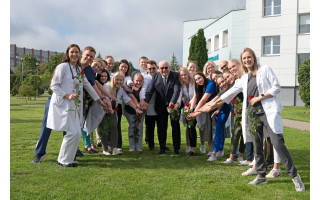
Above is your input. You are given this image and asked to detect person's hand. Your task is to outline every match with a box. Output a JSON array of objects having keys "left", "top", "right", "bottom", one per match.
[
  {"left": 175, "top": 102, "right": 180, "bottom": 109},
  {"left": 198, "top": 104, "right": 213, "bottom": 113},
  {"left": 135, "top": 108, "right": 143, "bottom": 115},
  {"left": 211, "top": 109, "right": 220, "bottom": 118},
  {"left": 250, "top": 96, "right": 262, "bottom": 106},
  {"left": 132, "top": 85, "right": 139, "bottom": 91},
  {"left": 186, "top": 112, "right": 196, "bottom": 120},
  {"left": 110, "top": 95, "right": 118, "bottom": 102},
  {"left": 143, "top": 102, "right": 149, "bottom": 110},
  {"left": 65, "top": 93, "right": 79, "bottom": 100}
]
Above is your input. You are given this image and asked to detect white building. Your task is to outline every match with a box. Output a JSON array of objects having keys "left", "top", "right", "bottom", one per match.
[{"left": 183, "top": 0, "right": 310, "bottom": 106}]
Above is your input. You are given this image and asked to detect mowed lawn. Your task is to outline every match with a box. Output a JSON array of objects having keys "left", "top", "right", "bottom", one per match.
[{"left": 10, "top": 104, "right": 310, "bottom": 199}]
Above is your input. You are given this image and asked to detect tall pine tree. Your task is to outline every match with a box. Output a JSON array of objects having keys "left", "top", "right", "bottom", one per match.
[
  {"left": 170, "top": 52, "right": 178, "bottom": 72},
  {"left": 188, "top": 28, "right": 208, "bottom": 71}
]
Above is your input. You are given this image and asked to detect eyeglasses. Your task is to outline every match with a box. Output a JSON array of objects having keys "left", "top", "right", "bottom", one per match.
[
  {"left": 148, "top": 67, "right": 156, "bottom": 70},
  {"left": 159, "top": 67, "right": 168, "bottom": 70}
]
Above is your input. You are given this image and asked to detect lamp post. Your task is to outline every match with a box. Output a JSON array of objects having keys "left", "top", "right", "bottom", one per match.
[{"left": 36, "top": 62, "right": 39, "bottom": 97}]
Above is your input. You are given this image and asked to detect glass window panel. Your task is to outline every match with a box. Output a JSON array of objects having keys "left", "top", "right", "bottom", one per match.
[
  {"left": 273, "top": 36, "right": 280, "bottom": 45},
  {"left": 273, "top": 46, "right": 280, "bottom": 54},
  {"left": 264, "top": 37, "right": 272, "bottom": 46},
  {"left": 264, "top": 7, "right": 272, "bottom": 16},
  {"left": 274, "top": 6, "right": 281, "bottom": 15},
  {"left": 298, "top": 54, "right": 310, "bottom": 68},
  {"left": 274, "top": 0, "right": 281, "bottom": 6},
  {"left": 265, "top": 0, "right": 272, "bottom": 7},
  {"left": 264, "top": 46, "right": 271, "bottom": 54},
  {"left": 300, "top": 24, "right": 310, "bottom": 34},
  {"left": 300, "top": 15, "right": 310, "bottom": 25}
]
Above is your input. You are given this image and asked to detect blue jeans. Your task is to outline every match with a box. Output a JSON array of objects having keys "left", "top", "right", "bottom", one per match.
[
  {"left": 213, "top": 104, "right": 231, "bottom": 152},
  {"left": 35, "top": 96, "right": 52, "bottom": 157},
  {"left": 245, "top": 142, "right": 254, "bottom": 161}
]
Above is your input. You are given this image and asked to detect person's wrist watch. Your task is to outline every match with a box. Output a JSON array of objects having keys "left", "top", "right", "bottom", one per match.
[{"left": 261, "top": 94, "right": 265, "bottom": 99}]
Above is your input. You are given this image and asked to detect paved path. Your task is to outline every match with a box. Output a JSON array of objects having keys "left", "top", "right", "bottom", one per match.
[{"left": 282, "top": 119, "right": 310, "bottom": 131}]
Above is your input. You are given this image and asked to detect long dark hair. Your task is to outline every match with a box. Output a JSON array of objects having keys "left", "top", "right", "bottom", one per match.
[
  {"left": 194, "top": 72, "right": 209, "bottom": 104},
  {"left": 50, "top": 44, "right": 81, "bottom": 85},
  {"left": 117, "top": 59, "right": 130, "bottom": 76},
  {"left": 60, "top": 44, "right": 81, "bottom": 64},
  {"left": 96, "top": 69, "right": 110, "bottom": 85}
]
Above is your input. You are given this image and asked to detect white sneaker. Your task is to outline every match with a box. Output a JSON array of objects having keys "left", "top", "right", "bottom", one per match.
[
  {"left": 112, "top": 148, "right": 122, "bottom": 155},
  {"left": 237, "top": 157, "right": 244, "bottom": 162},
  {"left": 292, "top": 174, "right": 305, "bottom": 192},
  {"left": 207, "top": 151, "right": 213, "bottom": 156},
  {"left": 241, "top": 168, "right": 258, "bottom": 176},
  {"left": 185, "top": 146, "right": 191, "bottom": 153},
  {"left": 136, "top": 148, "right": 143, "bottom": 152},
  {"left": 129, "top": 148, "right": 135, "bottom": 152},
  {"left": 200, "top": 145, "right": 206, "bottom": 154},
  {"left": 207, "top": 155, "right": 217, "bottom": 161},
  {"left": 223, "top": 158, "right": 233, "bottom": 164},
  {"left": 266, "top": 169, "right": 282, "bottom": 178},
  {"left": 117, "top": 148, "right": 122, "bottom": 151},
  {"left": 249, "top": 159, "right": 255, "bottom": 166},
  {"left": 238, "top": 160, "right": 252, "bottom": 166},
  {"left": 103, "top": 150, "right": 110, "bottom": 156},
  {"left": 248, "top": 175, "right": 267, "bottom": 185},
  {"left": 216, "top": 151, "right": 224, "bottom": 157}
]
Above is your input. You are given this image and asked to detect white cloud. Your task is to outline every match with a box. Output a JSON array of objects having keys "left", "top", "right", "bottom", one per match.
[{"left": 10, "top": 0, "right": 246, "bottom": 68}]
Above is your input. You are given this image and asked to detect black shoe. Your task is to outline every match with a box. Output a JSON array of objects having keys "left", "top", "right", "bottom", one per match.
[
  {"left": 88, "top": 149, "right": 98, "bottom": 154},
  {"left": 174, "top": 149, "right": 180, "bottom": 155},
  {"left": 84, "top": 147, "right": 88, "bottom": 152},
  {"left": 187, "top": 151, "right": 196, "bottom": 156},
  {"left": 165, "top": 147, "right": 171, "bottom": 151},
  {"left": 57, "top": 161, "right": 77, "bottom": 167},
  {"left": 76, "top": 149, "right": 84, "bottom": 157},
  {"left": 97, "top": 142, "right": 102, "bottom": 147},
  {"left": 32, "top": 154, "right": 46, "bottom": 163},
  {"left": 158, "top": 150, "right": 165, "bottom": 155}
]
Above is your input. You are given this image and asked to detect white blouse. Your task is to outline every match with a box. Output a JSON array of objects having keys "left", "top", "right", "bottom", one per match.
[
  {"left": 47, "top": 62, "right": 99, "bottom": 133},
  {"left": 220, "top": 64, "right": 283, "bottom": 143}
]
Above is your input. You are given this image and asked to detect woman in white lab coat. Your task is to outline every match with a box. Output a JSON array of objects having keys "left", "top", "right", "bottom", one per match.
[
  {"left": 198, "top": 48, "right": 305, "bottom": 192},
  {"left": 47, "top": 44, "right": 100, "bottom": 167}
]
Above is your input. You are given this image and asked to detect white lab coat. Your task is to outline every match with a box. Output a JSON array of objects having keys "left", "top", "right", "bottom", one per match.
[
  {"left": 220, "top": 64, "right": 283, "bottom": 143},
  {"left": 47, "top": 62, "right": 100, "bottom": 133}
]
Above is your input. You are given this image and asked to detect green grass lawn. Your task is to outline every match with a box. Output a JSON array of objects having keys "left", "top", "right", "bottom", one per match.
[
  {"left": 281, "top": 106, "right": 310, "bottom": 122},
  {"left": 10, "top": 105, "right": 310, "bottom": 199},
  {"left": 10, "top": 93, "right": 51, "bottom": 106}
]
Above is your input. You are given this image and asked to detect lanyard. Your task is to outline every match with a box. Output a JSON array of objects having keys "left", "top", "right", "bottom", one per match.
[{"left": 68, "top": 62, "right": 80, "bottom": 79}]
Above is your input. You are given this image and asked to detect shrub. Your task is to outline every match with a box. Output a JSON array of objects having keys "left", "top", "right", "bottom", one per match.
[{"left": 297, "top": 59, "right": 310, "bottom": 108}]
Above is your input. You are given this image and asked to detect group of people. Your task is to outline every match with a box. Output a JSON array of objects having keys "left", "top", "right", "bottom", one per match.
[{"left": 31, "top": 44, "right": 305, "bottom": 192}]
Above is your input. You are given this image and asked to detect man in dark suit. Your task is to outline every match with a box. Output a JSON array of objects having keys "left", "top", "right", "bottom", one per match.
[{"left": 145, "top": 60, "right": 181, "bottom": 155}]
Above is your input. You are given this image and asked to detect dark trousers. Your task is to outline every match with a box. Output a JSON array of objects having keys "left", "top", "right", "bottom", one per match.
[
  {"left": 155, "top": 109, "right": 169, "bottom": 151},
  {"left": 254, "top": 112, "right": 297, "bottom": 179},
  {"left": 145, "top": 114, "right": 156, "bottom": 149},
  {"left": 117, "top": 105, "right": 122, "bottom": 148},
  {"left": 170, "top": 116, "right": 181, "bottom": 150},
  {"left": 186, "top": 120, "right": 197, "bottom": 147},
  {"left": 35, "top": 96, "right": 52, "bottom": 157},
  {"left": 230, "top": 128, "right": 245, "bottom": 155}
]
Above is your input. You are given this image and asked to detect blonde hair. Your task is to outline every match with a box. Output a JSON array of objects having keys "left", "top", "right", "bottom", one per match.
[
  {"left": 203, "top": 61, "right": 217, "bottom": 77},
  {"left": 240, "top": 48, "right": 258, "bottom": 76},
  {"left": 107, "top": 72, "right": 125, "bottom": 96},
  {"left": 133, "top": 73, "right": 144, "bottom": 89},
  {"left": 178, "top": 67, "right": 195, "bottom": 86}
]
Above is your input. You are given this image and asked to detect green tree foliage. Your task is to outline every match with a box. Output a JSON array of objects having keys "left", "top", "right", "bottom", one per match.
[
  {"left": 297, "top": 59, "right": 310, "bottom": 108},
  {"left": 170, "top": 52, "right": 179, "bottom": 72},
  {"left": 188, "top": 29, "right": 208, "bottom": 72},
  {"left": 97, "top": 52, "right": 102, "bottom": 59},
  {"left": 18, "top": 85, "right": 35, "bottom": 100},
  {"left": 20, "top": 75, "right": 44, "bottom": 98},
  {"left": 41, "top": 53, "right": 64, "bottom": 94},
  {"left": 188, "top": 35, "right": 197, "bottom": 62}
]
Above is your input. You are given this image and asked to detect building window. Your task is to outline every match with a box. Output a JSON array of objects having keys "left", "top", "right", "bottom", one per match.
[
  {"left": 299, "top": 14, "right": 310, "bottom": 34},
  {"left": 223, "top": 30, "right": 228, "bottom": 47},
  {"left": 264, "top": 0, "right": 281, "bottom": 16},
  {"left": 214, "top": 35, "right": 219, "bottom": 51},
  {"left": 207, "top": 38, "right": 211, "bottom": 53},
  {"left": 298, "top": 53, "right": 310, "bottom": 69},
  {"left": 263, "top": 36, "right": 280, "bottom": 55}
]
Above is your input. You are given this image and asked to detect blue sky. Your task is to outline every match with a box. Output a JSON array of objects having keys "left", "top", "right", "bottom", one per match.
[{"left": 10, "top": 0, "right": 246, "bottom": 68}]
